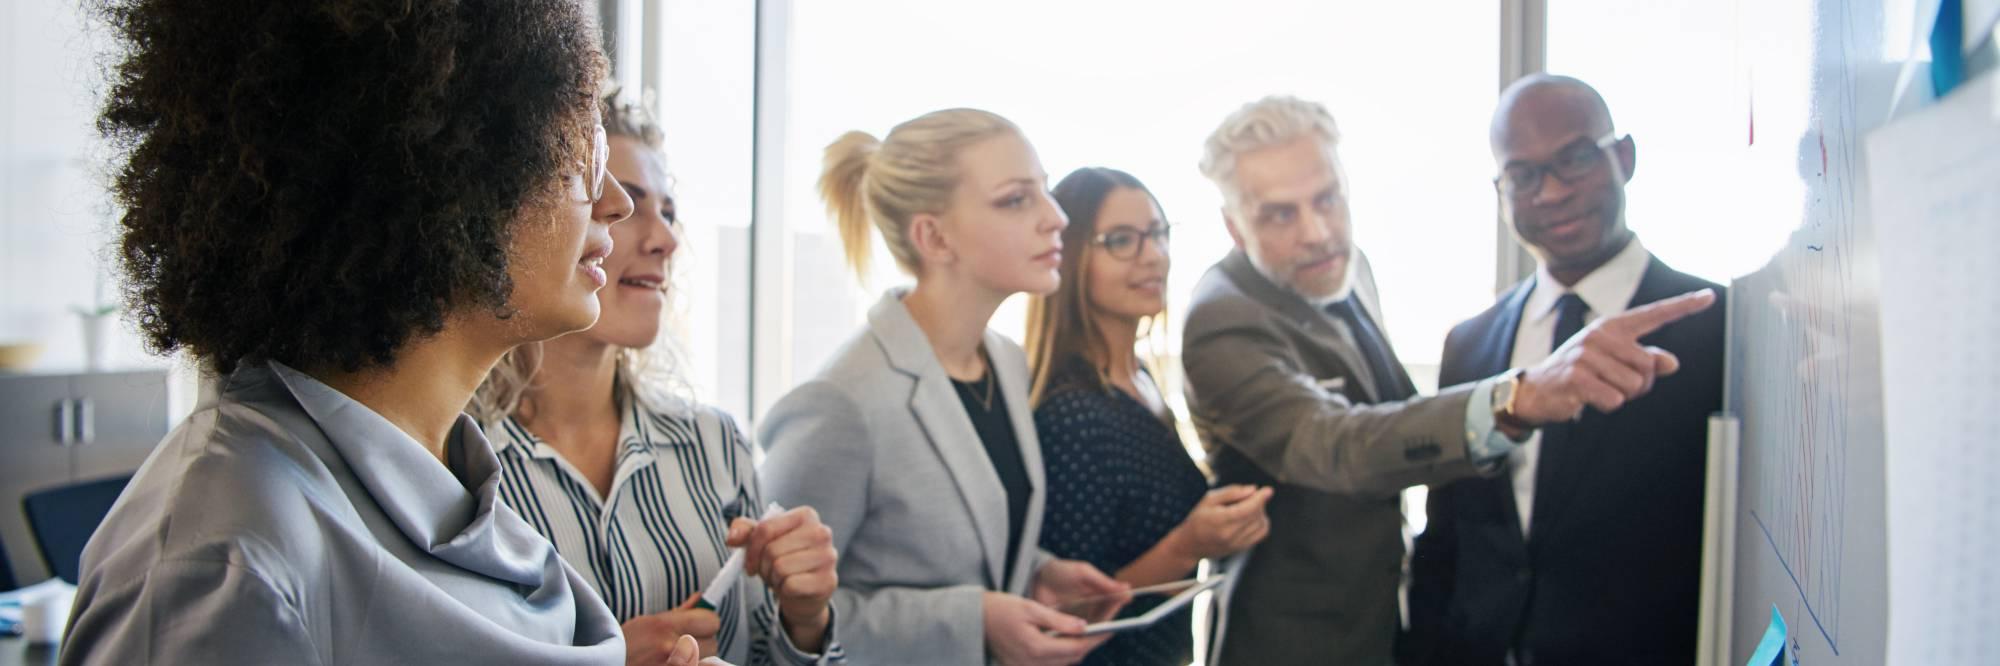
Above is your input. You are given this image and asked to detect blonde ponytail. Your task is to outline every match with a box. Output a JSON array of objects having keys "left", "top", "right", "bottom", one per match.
[
  {"left": 815, "top": 108, "right": 1021, "bottom": 280},
  {"left": 820, "top": 131, "right": 882, "bottom": 278}
]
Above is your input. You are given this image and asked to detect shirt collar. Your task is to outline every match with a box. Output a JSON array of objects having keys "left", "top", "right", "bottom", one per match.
[
  {"left": 1523, "top": 235, "right": 1651, "bottom": 324},
  {"left": 488, "top": 391, "right": 676, "bottom": 461},
  {"left": 262, "top": 360, "right": 556, "bottom": 588}
]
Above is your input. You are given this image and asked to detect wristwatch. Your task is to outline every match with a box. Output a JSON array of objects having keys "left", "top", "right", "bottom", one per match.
[{"left": 1490, "top": 368, "right": 1533, "bottom": 433}]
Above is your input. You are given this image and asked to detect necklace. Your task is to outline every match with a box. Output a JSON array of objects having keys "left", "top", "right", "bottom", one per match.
[
  {"left": 955, "top": 352, "right": 997, "bottom": 411},
  {"left": 972, "top": 367, "right": 996, "bottom": 411}
]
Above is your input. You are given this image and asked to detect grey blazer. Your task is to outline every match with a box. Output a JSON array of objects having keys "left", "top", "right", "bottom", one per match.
[
  {"left": 758, "top": 289, "right": 1054, "bottom": 666},
  {"left": 1182, "top": 249, "right": 1486, "bottom": 666}
]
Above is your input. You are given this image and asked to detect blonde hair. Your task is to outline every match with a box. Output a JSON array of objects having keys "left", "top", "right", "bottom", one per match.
[
  {"left": 468, "top": 95, "right": 692, "bottom": 426},
  {"left": 819, "top": 108, "right": 1021, "bottom": 278},
  {"left": 1198, "top": 95, "right": 1343, "bottom": 209}
]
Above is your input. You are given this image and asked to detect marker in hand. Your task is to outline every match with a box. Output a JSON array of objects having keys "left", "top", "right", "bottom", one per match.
[{"left": 691, "top": 502, "right": 785, "bottom": 611}]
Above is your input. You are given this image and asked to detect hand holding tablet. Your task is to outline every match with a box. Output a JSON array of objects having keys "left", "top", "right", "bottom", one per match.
[{"left": 1051, "top": 575, "right": 1229, "bottom": 636}]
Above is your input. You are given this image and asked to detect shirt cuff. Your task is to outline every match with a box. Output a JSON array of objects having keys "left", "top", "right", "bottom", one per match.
[
  {"left": 772, "top": 603, "right": 844, "bottom": 665},
  {"left": 1463, "top": 376, "right": 1529, "bottom": 465}
]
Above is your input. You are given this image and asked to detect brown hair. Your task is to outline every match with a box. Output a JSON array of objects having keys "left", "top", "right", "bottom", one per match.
[{"left": 1024, "top": 167, "right": 1170, "bottom": 405}]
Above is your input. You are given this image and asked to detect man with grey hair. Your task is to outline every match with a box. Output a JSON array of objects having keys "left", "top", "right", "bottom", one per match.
[{"left": 1181, "top": 95, "right": 1714, "bottom": 664}]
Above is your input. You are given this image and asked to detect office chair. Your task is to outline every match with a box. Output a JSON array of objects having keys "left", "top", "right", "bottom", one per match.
[
  {"left": 22, "top": 475, "right": 132, "bottom": 585},
  {"left": 0, "top": 532, "right": 16, "bottom": 591}
]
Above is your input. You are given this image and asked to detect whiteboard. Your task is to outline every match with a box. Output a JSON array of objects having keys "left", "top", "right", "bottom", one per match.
[
  {"left": 1718, "top": 0, "right": 1920, "bottom": 664},
  {"left": 1867, "top": 67, "right": 2000, "bottom": 665}
]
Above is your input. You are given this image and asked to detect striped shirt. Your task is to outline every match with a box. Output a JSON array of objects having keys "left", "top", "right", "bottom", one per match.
[{"left": 492, "top": 398, "right": 843, "bottom": 666}]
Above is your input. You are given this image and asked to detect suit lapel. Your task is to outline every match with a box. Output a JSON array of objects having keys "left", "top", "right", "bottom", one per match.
[
  {"left": 988, "top": 333, "right": 1044, "bottom": 594},
  {"left": 1482, "top": 281, "right": 1533, "bottom": 548},
  {"left": 1219, "top": 250, "right": 1381, "bottom": 402},
  {"left": 1529, "top": 255, "right": 1678, "bottom": 541},
  {"left": 869, "top": 291, "right": 1011, "bottom": 590},
  {"left": 1350, "top": 251, "right": 1418, "bottom": 399}
]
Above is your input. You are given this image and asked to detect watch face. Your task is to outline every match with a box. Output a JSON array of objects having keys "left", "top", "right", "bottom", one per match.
[{"left": 1492, "top": 370, "right": 1521, "bottom": 410}]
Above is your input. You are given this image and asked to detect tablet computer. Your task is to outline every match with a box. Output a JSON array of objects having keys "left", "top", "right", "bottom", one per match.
[{"left": 1057, "top": 575, "right": 1227, "bottom": 636}]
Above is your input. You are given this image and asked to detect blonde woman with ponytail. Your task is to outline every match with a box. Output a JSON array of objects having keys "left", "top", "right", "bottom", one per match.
[{"left": 758, "top": 109, "right": 1129, "bottom": 665}]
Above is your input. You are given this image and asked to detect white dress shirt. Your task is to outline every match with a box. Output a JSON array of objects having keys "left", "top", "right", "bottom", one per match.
[{"left": 1506, "top": 237, "right": 1651, "bottom": 536}]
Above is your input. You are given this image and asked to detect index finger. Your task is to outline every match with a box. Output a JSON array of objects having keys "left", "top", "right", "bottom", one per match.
[
  {"left": 754, "top": 509, "right": 811, "bottom": 541},
  {"left": 1604, "top": 289, "right": 1715, "bottom": 338},
  {"left": 1215, "top": 488, "right": 1272, "bottom": 519}
]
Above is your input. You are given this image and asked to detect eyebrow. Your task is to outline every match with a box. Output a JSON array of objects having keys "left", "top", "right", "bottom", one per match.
[
  {"left": 1103, "top": 219, "right": 1164, "bottom": 233},
  {"left": 1502, "top": 135, "right": 1598, "bottom": 168},
  {"left": 989, "top": 176, "right": 1042, "bottom": 194},
  {"left": 1256, "top": 201, "right": 1299, "bottom": 217},
  {"left": 618, "top": 180, "right": 650, "bottom": 202}
]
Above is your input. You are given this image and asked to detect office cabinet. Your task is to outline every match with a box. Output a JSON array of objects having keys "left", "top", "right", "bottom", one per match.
[{"left": 0, "top": 370, "right": 169, "bottom": 588}]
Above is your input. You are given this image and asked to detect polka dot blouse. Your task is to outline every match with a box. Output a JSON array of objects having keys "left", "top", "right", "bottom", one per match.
[{"left": 1035, "top": 361, "right": 1210, "bottom": 666}]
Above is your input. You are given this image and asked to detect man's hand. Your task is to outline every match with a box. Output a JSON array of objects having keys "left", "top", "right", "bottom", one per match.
[{"left": 1510, "top": 288, "right": 1715, "bottom": 425}]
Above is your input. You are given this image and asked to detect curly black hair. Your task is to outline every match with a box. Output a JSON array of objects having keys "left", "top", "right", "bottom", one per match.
[{"left": 96, "top": 0, "right": 606, "bottom": 374}]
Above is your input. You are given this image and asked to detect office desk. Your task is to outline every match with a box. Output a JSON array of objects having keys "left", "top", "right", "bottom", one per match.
[{"left": 0, "top": 637, "right": 56, "bottom": 666}]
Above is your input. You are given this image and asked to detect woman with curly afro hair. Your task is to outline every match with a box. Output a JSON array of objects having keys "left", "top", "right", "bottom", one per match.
[{"left": 57, "top": 0, "right": 712, "bottom": 663}]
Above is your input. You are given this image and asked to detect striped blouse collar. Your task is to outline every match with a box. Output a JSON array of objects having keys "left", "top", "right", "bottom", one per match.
[{"left": 489, "top": 393, "right": 694, "bottom": 460}]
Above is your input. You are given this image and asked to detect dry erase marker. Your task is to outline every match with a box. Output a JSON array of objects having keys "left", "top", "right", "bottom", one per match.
[{"left": 694, "top": 502, "right": 785, "bottom": 611}]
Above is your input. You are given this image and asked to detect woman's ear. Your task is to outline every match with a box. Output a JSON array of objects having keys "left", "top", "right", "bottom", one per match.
[{"left": 909, "top": 212, "right": 955, "bottom": 267}]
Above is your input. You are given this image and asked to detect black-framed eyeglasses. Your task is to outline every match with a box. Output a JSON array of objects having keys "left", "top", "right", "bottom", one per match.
[
  {"left": 568, "top": 124, "right": 611, "bottom": 204},
  {"left": 1093, "top": 224, "right": 1172, "bottom": 260},
  {"left": 1494, "top": 133, "right": 1621, "bottom": 200}
]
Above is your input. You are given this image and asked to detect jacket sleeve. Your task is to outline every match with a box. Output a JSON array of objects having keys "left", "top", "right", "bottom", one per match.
[
  {"left": 756, "top": 380, "right": 985, "bottom": 664},
  {"left": 1181, "top": 296, "right": 1483, "bottom": 496}
]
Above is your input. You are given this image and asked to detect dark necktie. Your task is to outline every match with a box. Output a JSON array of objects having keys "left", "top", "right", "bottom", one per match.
[
  {"left": 1551, "top": 293, "right": 1589, "bottom": 353},
  {"left": 1536, "top": 292, "right": 1593, "bottom": 500},
  {"left": 1329, "top": 298, "right": 1414, "bottom": 402}
]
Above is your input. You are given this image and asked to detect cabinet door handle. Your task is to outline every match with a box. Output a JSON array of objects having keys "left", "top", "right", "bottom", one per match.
[
  {"left": 55, "top": 399, "right": 75, "bottom": 445},
  {"left": 76, "top": 397, "right": 96, "bottom": 444}
]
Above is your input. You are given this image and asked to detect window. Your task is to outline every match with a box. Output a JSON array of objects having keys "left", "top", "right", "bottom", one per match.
[
  {"left": 768, "top": 0, "right": 1502, "bottom": 420},
  {"left": 1545, "top": 0, "right": 1920, "bottom": 283},
  {"left": 638, "top": 0, "right": 758, "bottom": 419}
]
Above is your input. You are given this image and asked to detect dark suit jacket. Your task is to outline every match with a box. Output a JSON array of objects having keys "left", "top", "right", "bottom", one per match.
[
  {"left": 1183, "top": 250, "right": 1488, "bottom": 666},
  {"left": 1402, "top": 255, "right": 1724, "bottom": 666}
]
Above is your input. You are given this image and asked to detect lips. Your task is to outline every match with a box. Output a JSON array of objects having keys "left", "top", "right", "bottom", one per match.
[
  {"left": 1034, "top": 247, "right": 1063, "bottom": 265},
  {"left": 1536, "top": 208, "right": 1598, "bottom": 239},
  {"left": 1128, "top": 276, "right": 1165, "bottom": 292},
  {"left": 578, "top": 241, "right": 613, "bottom": 288},
  {"left": 1294, "top": 249, "right": 1349, "bottom": 275},
  {"left": 618, "top": 272, "right": 666, "bottom": 292}
]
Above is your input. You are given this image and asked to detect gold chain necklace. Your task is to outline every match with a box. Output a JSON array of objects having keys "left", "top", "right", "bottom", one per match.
[
  {"left": 956, "top": 350, "right": 997, "bottom": 411},
  {"left": 972, "top": 366, "right": 996, "bottom": 411}
]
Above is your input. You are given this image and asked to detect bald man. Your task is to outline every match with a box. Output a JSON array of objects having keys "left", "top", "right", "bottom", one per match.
[{"left": 1401, "top": 74, "right": 1727, "bottom": 666}]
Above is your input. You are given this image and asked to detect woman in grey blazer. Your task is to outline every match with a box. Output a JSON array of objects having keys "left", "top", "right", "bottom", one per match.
[{"left": 758, "top": 109, "right": 1127, "bottom": 665}]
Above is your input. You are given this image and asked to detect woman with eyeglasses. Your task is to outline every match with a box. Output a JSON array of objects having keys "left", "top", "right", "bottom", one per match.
[
  {"left": 1023, "top": 167, "right": 1272, "bottom": 666},
  {"left": 59, "top": 0, "right": 697, "bottom": 663},
  {"left": 472, "top": 98, "right": 843, "bottom": 666}
]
